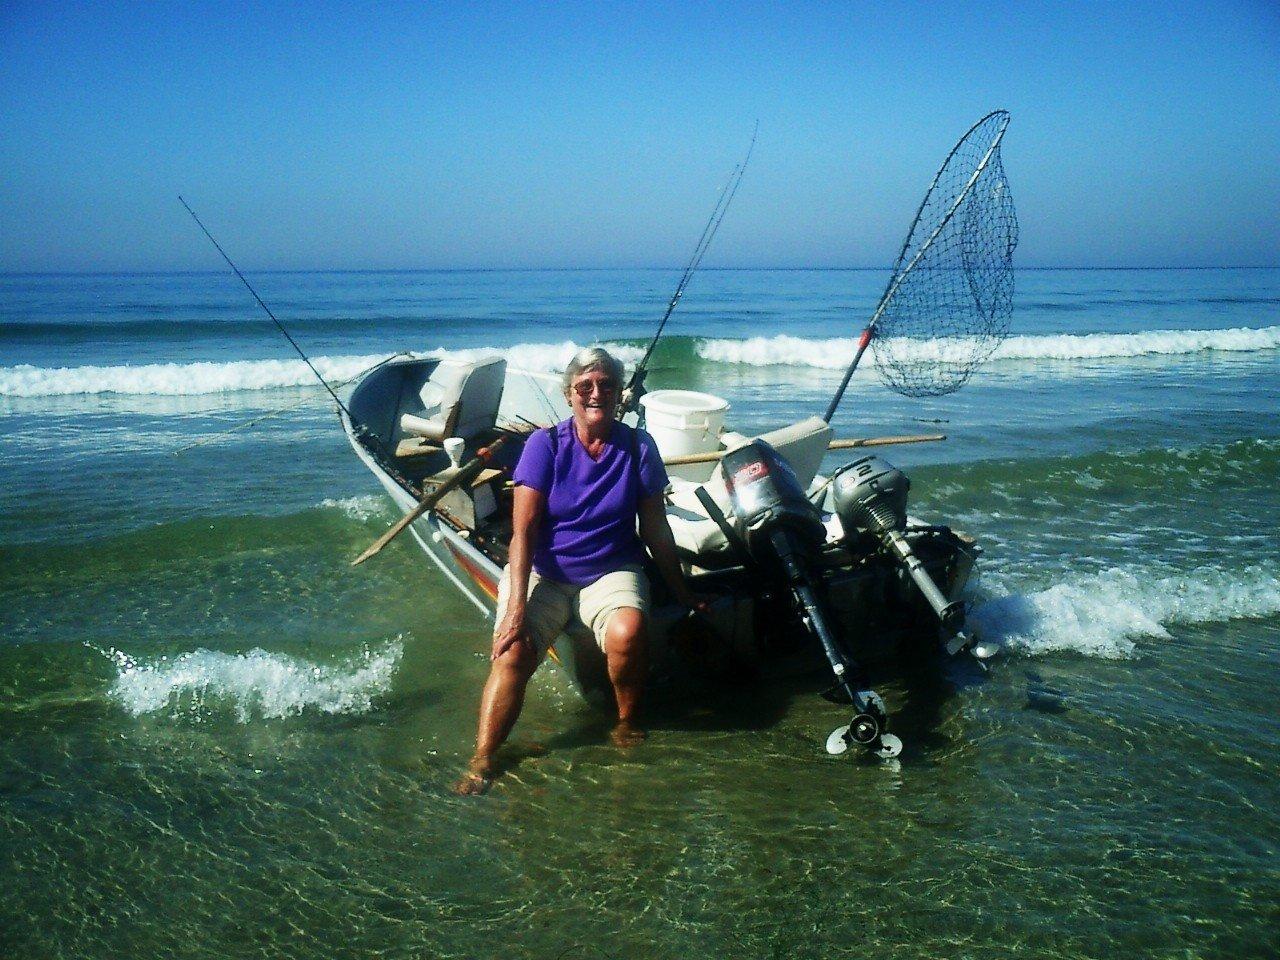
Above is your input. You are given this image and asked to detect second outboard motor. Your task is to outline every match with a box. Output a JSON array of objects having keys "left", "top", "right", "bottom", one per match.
[{"left": 831, "top": 455, "right": 965, "bottom": 634}]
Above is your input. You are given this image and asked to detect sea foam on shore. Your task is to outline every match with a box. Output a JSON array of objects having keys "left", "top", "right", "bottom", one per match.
[
  {"left": 970, "top": 561, "right": 1280, "bottom": 658},
  {"left": 100, "top": 642, "right": 404, "bottom": 721}
]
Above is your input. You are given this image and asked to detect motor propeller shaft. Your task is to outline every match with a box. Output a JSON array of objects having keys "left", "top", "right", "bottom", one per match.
[
  {"left": 882, "top": 529, "right": 965, "bottom": 632},
  {"left": 770, "top": 530, "right": 898, "bottom": 758},
  {"left": 719, "top": 440, "right": 903, "bottom": 759},
  {"left": 831, "top": 454, "right": 966, "bottom": 637}
]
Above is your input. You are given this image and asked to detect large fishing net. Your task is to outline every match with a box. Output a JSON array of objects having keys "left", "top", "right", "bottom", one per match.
[{"left": 869, "top": 111, "right": 1018, "bottom": 397}]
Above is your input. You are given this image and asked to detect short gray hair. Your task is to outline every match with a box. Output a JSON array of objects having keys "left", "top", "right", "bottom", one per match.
[{"left": 562, "top": 346, "right": 625, "bottom": 398}]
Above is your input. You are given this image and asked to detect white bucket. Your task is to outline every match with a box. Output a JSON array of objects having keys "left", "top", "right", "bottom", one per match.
[{"left": 639, "top": 390, "right": 730, "bottom": 481}]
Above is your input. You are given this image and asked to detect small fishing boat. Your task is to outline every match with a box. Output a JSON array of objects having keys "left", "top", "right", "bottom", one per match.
[
  {"left": 337, "top": 111, "right": 1017, "bottom": 757},
  {"left": 341, "top": 354, "right": 983, "bottom": 757}
]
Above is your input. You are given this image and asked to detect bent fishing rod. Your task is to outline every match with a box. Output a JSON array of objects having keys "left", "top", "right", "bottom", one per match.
[
  {"left": 179, "top": 196, "right": 353, "bottom": 420},
  {"left": 623, "top": 123, "right": 757, "bottom": 412}
]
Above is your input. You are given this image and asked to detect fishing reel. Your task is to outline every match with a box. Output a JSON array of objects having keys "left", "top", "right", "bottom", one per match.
[{"left": 830, "top": 455, "right": 966, "bottom": 637}]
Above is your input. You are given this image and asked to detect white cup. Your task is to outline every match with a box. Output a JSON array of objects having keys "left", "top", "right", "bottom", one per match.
[{"left": 444, "top": 437, "right": 466, "bottom": 469}]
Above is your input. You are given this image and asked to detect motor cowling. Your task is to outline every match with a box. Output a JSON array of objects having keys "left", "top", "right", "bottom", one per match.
[
  {"left": 722, "top": 440, "right": 825, "bottom": 557},
  {"left": 831, "top": 454, "right": 965, "bottom": 635},
  {"left": 830, "top": 455, "right": 910, "bottom": 537}
]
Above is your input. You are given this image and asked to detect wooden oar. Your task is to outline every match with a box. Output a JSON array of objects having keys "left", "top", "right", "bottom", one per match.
[
  {"left": 829, "top": 433, "right": 945, "bottom": 450},
  {"left": 661, "top": 433, "right": 945, "bottom": 467},
  {"left": 352, "top": 436, "right": 507, "bottom": 566}
]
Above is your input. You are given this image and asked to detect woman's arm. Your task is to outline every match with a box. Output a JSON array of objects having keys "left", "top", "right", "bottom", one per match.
[
  {"left": 637, "top": 493, "right": 704, "bottom": 611},
  {"left": 492, "top": 484, "right": 544, "bottom": 659}
]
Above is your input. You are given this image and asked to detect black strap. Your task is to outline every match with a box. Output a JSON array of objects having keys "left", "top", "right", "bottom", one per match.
[{"left": 629, "top": 424, "right": 643, "bottom": 495}]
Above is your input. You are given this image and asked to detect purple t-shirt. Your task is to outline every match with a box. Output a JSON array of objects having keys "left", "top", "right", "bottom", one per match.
[{"left": 513, "top": 419, "right": 668, "bottom": 585}]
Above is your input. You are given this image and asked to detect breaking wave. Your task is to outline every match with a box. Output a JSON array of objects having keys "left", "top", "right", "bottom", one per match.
[
  {"left": 969, "top": 563, "right": 1280, "bottom": 659},
  {"left": 101, "top": 641, "right": 403, "bottom": 721},
  {"left": 0, "top": 341, "right": 644, "bottom": 397},
  {"left": 6, "top": 326, "right": 1274, "bottom": 397},
  {"left": 0, "top": 354, "right": 391, "bottom": 397},
  {"left": 697, "top": 325, "right": 1280, "bottom": 369}
]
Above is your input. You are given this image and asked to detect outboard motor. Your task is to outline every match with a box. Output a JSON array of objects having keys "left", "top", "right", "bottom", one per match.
[
  {"left": 831, "top": 455, "right": 965, "bottom": 635},
  {"left": 722, "top": 440, "right": 825, "bottom": 558},
  {"left": 720, "top": 441, "right": 901, "bottom": 759}
]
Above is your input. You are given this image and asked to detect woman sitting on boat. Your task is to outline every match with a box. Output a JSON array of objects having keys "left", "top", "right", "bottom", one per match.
[{"left": 454, "top": 347, "right": 703, "bottom": 795}]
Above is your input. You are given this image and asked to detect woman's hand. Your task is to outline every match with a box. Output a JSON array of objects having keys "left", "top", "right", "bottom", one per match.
[
  {"left": 491, "top": 608, "right": 528, "bottom": 660},
  {"left": 493, "top": 485, "right": 544, "bottom": 661},
  {"left": 638, "top": 493, "right": 714, "bottom": 618},
  {"left": 675, "top": 587, "right": 713, "bottom": 617}
]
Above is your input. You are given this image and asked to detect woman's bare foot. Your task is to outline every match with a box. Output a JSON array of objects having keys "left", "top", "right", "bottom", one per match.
[
  {"left": 610, "top": 721, "right": 647, "bottom": 749},
  {"left": 451, "top": 757, "right": 495, "bottom": 796}
]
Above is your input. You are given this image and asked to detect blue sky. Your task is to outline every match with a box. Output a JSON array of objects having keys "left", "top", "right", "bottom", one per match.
[{"left": 1, "top": 0, "right": 1277, "bottom": 271}]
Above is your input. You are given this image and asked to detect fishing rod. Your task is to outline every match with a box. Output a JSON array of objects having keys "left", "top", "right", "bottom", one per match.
[
  {"left": 180, "top": 198, "right": 423, "bottom": 495},
  {"left": 623, "top": 123, "right": 757, "bottom": 412},
  {"left": 179, "top": 196, "right": 353, "bottom": 420}
]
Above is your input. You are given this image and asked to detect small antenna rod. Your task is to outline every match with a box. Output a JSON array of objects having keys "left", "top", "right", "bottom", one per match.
[{"left": 179, "top": 196, "right": 351, "bottom": 418}]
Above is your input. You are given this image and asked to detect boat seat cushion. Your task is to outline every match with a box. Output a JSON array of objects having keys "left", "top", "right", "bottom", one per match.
[
  {"left": 400, "top": 410, "right": 454, "bottom": 442},
  {"left": 399, "top": 355, "right": 507, "bottom": 443},
  {"left": 666, "top": 477, "right": 736, "bottom": 562}
]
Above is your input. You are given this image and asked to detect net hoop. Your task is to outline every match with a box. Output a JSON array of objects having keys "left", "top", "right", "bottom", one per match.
[{"left": 866, "top": 110, "right": 1018, "bottom": 399}]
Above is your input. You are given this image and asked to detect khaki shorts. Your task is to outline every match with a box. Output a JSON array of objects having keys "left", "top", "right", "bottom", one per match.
[{"left": 494, "top": 564, "right": 650, "bottom": 660}]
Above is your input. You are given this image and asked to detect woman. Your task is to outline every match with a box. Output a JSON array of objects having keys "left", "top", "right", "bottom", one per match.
[{"left": 454, "top": 347, "right": 702, "bottom": 795}]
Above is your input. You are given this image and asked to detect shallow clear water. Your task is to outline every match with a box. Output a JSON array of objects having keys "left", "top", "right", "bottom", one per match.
[{"left": 2, "top": 268, "right": 1278, "bottom": 958}]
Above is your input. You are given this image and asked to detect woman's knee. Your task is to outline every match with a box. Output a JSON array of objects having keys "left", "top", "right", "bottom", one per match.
[
  {"left": 604, "top": 607, "right": 646, "bottom": 657},
  {"left": 493, "top": 640, "right": 539, "bottom": 678}
]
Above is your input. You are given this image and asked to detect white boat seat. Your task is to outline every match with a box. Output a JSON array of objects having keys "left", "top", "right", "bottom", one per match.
[
  {"left": 664, "top": 415, "right": 834, "bottom": 561},
  {"left": 399, "top": 356, "right": 506, "bottom": 444}
]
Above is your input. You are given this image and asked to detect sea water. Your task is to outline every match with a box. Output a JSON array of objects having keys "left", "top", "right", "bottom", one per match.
[{"left": 2, "top": 268, "right": 1277, "bottom": 958}]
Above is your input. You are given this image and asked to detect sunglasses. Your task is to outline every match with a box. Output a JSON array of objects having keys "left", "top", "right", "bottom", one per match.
[{"left": 572, "top": 378, "right": 618, "bottom": 398}]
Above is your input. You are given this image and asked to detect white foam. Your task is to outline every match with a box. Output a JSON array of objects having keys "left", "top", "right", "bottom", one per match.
[
  {"left": 319, "top": 494, "right": 393, "bottom": 523},
  {"left": 492, "top": 340, "right": 644, "bottom": 375},
  {"left": 0, "top": 341, "right": 644, "bottom": 398},
  {"left": 0, "top": 354, "right": 391, "bottom": 398},
  {"left": 698, "top": 335, "right": 854, "bottom": 369},
  {"left": 995, "top": 326, "right": 1280, "bottom": 360},
  {"left": 968, "top": 563, "right": 1280, "bottom": 659},
  {"left": 696, "top": 325, "right": 1280, "bottom": 369},
  {"left": 103, "top": 641, "right": 403, "bottom": 721}
]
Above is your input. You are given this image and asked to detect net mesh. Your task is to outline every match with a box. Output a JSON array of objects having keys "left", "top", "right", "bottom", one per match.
[{"left": 871, "top": 111, "right": 1018, "bottom": 397}]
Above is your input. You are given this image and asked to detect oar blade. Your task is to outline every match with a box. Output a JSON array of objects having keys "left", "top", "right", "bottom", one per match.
[{"left": 350, "top": 436, "right": 506, "bottom": 566}]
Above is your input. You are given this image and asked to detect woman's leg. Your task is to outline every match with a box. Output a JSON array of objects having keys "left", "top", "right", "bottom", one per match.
[
  {"left": 579, "top": 567, "right": 652, "bottom": 746},
  {"left": 603, "top": 607, "right": 647, "bottom": 722},
  {"left": 456, "top": 640, "right": 540, "bottom": 793},
  {"left": 454, "top": 569, "right": 569, "bottom": 795}
]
